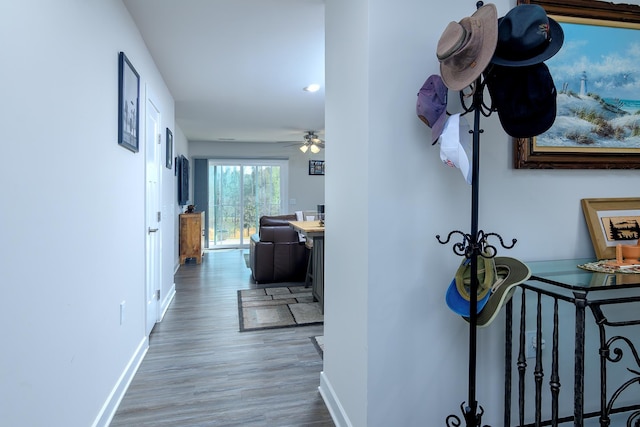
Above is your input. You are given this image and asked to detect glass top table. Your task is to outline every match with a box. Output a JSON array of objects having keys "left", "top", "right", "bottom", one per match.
[
  {"left": 506, "top": 258, "right": 640, "bottom": 426},
  {"left": 526, "top": 258, "right": 640, "bottom": 291}
]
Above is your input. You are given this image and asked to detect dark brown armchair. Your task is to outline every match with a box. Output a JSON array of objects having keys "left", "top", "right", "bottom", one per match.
[{"left": 249, "top": 214, "right": 309, "bottom": 283}]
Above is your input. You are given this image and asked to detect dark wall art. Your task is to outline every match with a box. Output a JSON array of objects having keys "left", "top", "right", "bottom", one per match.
[{"left": 118, "top": 51, "right": 140, "bottom": 152}]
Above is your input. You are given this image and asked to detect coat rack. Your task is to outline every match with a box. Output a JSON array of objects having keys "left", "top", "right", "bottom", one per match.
[{"left": 436, "top": 3, "right": 517, "bottom": 425}]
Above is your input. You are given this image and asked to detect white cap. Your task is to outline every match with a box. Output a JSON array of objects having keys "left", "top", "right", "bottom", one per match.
[{"left": 439, "top": 113, "right": 472, "bottom": 185}]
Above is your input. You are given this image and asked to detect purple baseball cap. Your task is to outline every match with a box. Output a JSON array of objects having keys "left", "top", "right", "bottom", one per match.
[{"left": 417, "top": 74, "right": 448, "bottom": 145}]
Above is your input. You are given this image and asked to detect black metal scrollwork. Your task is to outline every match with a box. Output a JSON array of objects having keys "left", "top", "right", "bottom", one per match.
[
  {"left": 601, "top": 336, "right": 640, "bottom": 420},
  {"left": 626, "top": 409, "right": 640, "bottom": 426},
  {"left": 460, "top": 80, "right": 493, "bottom": 118},
  {"left": 445, "top": 404, "right": 487, "bottom": 427},
  {"left": 436, "top": 230, "right": 517, "bottom": 259}
]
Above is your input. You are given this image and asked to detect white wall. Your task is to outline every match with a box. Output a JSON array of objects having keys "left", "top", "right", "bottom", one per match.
[
  {"left": 0, "top": 1, "right": 177, "bottom": 426},
  {"left": 189, "top": 140, "right": 325, "bottom": 213},
  {"left": 323, "top": 0, "right": 640, "bottom": 426}
]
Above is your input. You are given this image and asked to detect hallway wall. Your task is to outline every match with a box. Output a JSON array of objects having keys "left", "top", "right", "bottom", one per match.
[
  {"left": 323, "top": 0, "right": 640, "bottom": 425},
  {"left": 1, "top": 1, "right": 177, "bottom": 425}
]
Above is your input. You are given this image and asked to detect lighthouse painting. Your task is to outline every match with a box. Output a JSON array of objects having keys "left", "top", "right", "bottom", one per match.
[{"left": 536, "top": 20, "right": 640, "bottom": 151}]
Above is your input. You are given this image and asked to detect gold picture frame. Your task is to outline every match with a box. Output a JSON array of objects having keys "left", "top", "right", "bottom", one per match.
[
  {"left": 515, "top": 0, "right": 640, "bottom": 169},
  {"left": 581, "top": 197, "right": 640, "bottom": 259}
]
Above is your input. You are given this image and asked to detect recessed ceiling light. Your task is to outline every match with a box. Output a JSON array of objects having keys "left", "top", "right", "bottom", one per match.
[{"left": 303, "top": 84, "right": 320, "bottom": 92}]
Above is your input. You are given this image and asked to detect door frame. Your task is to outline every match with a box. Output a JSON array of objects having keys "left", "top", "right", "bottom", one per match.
[
  {"left": 144, "top": 86, "right": 162, "bottom": 336},
  {"left": 207, "top": 159, "right": 289, "bottom": 248}
]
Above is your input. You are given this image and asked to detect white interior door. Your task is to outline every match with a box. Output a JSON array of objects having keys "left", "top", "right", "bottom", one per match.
[{"left": 145, "top": 90, "right": 161, "bottom": 336}]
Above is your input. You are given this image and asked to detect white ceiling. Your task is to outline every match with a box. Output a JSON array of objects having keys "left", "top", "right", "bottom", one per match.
[{"left": 123, "top": 0, "right": 325, "bottom": 144}]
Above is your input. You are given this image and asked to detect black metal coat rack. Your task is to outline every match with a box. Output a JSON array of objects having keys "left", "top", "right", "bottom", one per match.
[{"left": 436, "top": 3, "right": 517, "bottom": 425}]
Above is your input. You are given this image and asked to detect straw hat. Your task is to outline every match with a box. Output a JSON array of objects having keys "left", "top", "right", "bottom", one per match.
[
  {"left": 436, "top": 3, "right": 498, "bottom": 91},
  {"left": 468, "top": 257, "right": 531, "bottom": 327}
]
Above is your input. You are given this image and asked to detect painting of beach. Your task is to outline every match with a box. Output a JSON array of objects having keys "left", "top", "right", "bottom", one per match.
[{"left": 538, "top": 21, "right": 640, "bottom": 151}]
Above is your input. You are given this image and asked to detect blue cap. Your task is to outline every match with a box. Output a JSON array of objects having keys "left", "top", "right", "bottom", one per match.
[{"left": 445, "top": 277, "right": 491, "bottom": 317}]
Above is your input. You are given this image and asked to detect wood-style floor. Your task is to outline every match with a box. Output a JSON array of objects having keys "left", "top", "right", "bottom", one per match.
[{"left": 110, "top": 249, "right": 333, "bottom": 427}]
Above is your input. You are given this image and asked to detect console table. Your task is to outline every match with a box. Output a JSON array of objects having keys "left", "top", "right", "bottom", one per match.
[
  {"left": 179, "top": 212, "right": 205, "bottom": 264},
  {"left": 505, "top": 259, "right": 640, "bottom": 426},
  {"left": 289, "top": 220, "right": 324, "bottom": 311}
]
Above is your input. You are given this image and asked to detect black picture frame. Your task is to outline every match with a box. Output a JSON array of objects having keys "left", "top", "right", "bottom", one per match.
[
  {"left": 118, "top": 52, "right": 140, "bottom": 152},
  {"left": 309, "top": 160, "right": 325, "bottom": 175},
  {"left": 178, "top": 155, "right": 190, "bottom": 206},
  {"left": 166, "top": 128, "right": 173, "bottom": 169}
]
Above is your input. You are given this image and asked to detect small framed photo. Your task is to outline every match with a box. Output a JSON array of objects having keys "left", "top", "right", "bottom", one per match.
[
  {"left": 118, "top": 52, "right": 140, "bottom": 152},
  {"left": 166, "top": 128, "right": 173, "bottom": 169},
  {"left": 309, "top": 160, "right": 325, "bottom": 176},
  {"left": 581, "top": 198, "right": 640, "bottom": 259}
]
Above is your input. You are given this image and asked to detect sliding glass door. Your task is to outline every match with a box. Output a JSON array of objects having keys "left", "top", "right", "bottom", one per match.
[{"left": 208, "top": 159, "right": 288, "bottom": 248}]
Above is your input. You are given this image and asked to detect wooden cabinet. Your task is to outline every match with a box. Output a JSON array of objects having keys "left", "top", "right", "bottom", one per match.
[{"left": 179, "top": 212, "right": 205, "bottom": 264}]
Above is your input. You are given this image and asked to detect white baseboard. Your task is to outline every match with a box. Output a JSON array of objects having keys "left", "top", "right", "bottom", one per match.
[
  {"left": 92, "top": 337, "right": 149, "bottom": 427},
  {"left": 319, "top": 371, "right": 353, "bottom": 427},
  {"left": 159, "top": 283, "right": 176, "bottom": 322}
]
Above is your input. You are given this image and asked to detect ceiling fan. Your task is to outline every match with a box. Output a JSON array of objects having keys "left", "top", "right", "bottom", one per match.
[
  {"left": 280, "top": 131, "right": 325, "bottom": 153},
  {"left": 298, "top": 131, "right": 325, "bottom": 153}
]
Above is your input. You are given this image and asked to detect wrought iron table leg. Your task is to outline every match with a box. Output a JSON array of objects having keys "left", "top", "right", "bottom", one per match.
[{"left": 574, "top": 292, "right": 587, "bottom": 427}]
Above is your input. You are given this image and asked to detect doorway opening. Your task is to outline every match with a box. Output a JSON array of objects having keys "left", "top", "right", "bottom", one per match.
[{"left": 207, "top": 159, "right": 288, "bottom": 248}]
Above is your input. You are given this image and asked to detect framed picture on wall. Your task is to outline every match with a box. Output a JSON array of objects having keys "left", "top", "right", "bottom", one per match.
[
  {"left": 178, "top": 155, "right": 190, "bottom": 206},
  {"left": 309, "top": 160, "right": 325, "bottom": 175},
  {"left": 166, "top": 128, "right": 173, "bottom": 169},
  {"left": 117, "top": 51, "right": 140, "bottom": 153},
  {"left": 515, "top": 0, "right": 640, "bottom": 169}
]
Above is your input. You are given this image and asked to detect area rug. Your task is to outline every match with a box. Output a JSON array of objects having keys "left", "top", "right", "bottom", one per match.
[
  {"left": 237, "top": 286, "right": 323, "bottom": 332},
  {"left": 310, "top": 335, "right": 324, "bottom": 358}
]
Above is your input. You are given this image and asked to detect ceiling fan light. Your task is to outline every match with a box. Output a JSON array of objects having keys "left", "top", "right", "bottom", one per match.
[
  {"left": 310, "top": 144, "right": 320, "bottom": 154},
  {"left": 303, "top": 84, "right": 320, "bottom": 92},
  {"left": 300, "top": 144, "right": 309, "bottom": 153}
]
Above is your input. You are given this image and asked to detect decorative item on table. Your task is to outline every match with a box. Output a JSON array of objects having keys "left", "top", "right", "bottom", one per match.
[
  {"left": 578, "top": 258, "right": 640, "bottom": 275},
  {"left": 603, "top": 243, "right": 640, "bottom": 268},
  {"left": 185, "top": 204, "right": 196, "bottom": 213},
  {"left": 317, "top": 204, "right": 325, "bottom": 225}
]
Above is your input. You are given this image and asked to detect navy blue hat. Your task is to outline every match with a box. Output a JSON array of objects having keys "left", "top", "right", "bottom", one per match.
[
  {"left": 484, "top": 62, "right": 557, "bottom": 138},
  {"left": 491, "top": 4, "right": 564, "bottom": 67}
]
